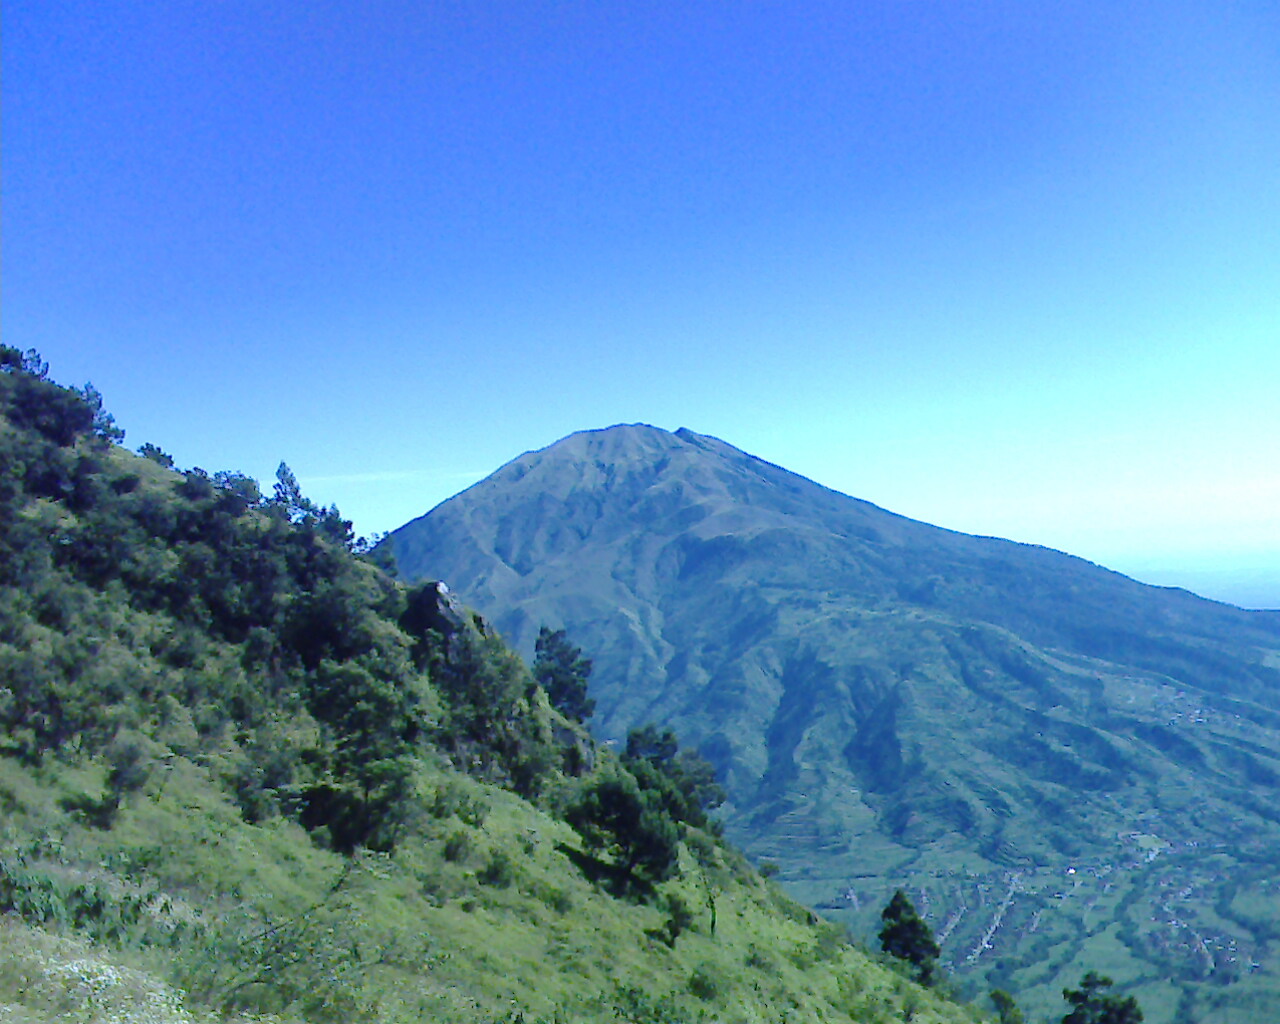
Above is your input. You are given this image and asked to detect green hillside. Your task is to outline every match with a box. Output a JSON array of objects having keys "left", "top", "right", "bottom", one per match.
[
  {"left": 0, "top": 350, "right": 990, "bottom": 1024},
  {"left": 387, "top": 423, "right": 1280, "bottom": 1024}
]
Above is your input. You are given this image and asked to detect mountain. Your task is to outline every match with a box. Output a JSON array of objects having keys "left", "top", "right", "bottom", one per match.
[
  {"left": 387, "top": 423, "right": 1280, "bottom": 1023},
  {"left": 0, "top": 357, "right": 984, "bottom": 1024}
]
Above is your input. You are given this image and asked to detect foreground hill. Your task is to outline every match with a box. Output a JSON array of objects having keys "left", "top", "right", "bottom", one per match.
[
  {"left": 0, "top": 353, "right": 983, "bottom": 1024},
  {"left": 387, "top": 423, "right": 1280, "bottom": 1023}
]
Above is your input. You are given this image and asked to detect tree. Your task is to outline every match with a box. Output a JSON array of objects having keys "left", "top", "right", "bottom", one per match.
[
  {"left": 0, "top": 346, "right": 49, "bottom": 378},
  {"left": 566, "top": 772, "right": 679, "bottom": 885},
  {"left": 879, "top": 889, "right": 940, "bottom": 985},
  {"left": 1, "top": 359, "right": 95, "bottom": 447},
  {"left": 991, "top": 989, "right": 1025, "bottom": 1024},
  {"left": 76, "top": 382, "right": 125, "bottom": 444},
  {"left": 625, "top": 724, "right": 679, "bottom": 764},
  {"left": 137, "top": 442, "right": 175, "bottom": 467},
  {"left": 1061, "top": 972, "right": 1143, "bottom": 1024},
  {"left": 272, "top": 462, "right": 318, "bottom": 522},
  {"left": 532, "top": 626, "right": 595, "bottom": 721},
  {"left": 624, "top": 724, "right": 725, "bottom": 828}
]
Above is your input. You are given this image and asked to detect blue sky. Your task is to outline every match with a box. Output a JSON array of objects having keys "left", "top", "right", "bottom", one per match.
[{"left": 6, "top": 1, "right": 1278, "bottom": 606}]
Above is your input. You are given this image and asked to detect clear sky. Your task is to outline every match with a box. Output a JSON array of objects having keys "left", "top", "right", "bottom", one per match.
[{"left": 6, "top": 1, "right": 1278, "bottom": 607}]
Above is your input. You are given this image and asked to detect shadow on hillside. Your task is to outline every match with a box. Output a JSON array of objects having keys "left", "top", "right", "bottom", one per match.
[{"left": 557, "top": 843, "right": 655, "bottom": 901}]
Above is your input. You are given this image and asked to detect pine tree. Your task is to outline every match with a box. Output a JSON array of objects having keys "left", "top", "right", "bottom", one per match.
[
  {"left": 879, "top": 889, "right": 940, "bottom": 985},
  {"left": 533, "top": 626, "right": 595, "bottom": 721}
]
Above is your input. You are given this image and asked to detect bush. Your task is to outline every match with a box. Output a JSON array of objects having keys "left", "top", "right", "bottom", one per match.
[
  {"left": 443, "top": 831, "right": 473, "bottom": 863},
  {"left": 431, "top": 780, "right": 489, "bottom": 826},
  {"left": 659, "top": 893, "right": 695, "bottom": 946},
  {"left": 688, "top": 966, "right": 721, "bottom": 1001},
  {"left": 478, "top": 849, "right": 515, "bottom": 888},
  {"left": 529, "top": 879, "right": 573, "bottom": 914}
]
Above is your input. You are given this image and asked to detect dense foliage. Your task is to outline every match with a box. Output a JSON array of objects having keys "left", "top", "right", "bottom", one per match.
[
  {"left": 532, "top": 626, "right": 594, "bottom": 721},
  {"left": 623, "top": 723, "right": 725, "bottom": 831},
  {"left": 0, "top": 350, "right": 619, "bottom": 861},
  {"left": 0, "top": 353, "right": 445, "bottom": 852}
]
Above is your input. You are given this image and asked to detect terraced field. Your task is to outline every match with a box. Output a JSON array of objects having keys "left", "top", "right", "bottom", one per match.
[{"left": 816, "top": 833, "right": 1280, "bottom": 1023}]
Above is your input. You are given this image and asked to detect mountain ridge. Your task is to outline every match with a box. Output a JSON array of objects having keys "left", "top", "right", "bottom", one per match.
[{"left": 392, "top": 424, "right": 1275, "bottom": 669}]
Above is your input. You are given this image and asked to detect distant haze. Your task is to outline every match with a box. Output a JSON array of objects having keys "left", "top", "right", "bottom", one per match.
[{"left": 1111, "top": 560, "right": 1280, "bottom": 612}]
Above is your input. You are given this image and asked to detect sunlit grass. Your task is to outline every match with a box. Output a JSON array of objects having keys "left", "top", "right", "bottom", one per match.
[{"left": 0, "top": 753, "right": 985, "bottom": 1024}]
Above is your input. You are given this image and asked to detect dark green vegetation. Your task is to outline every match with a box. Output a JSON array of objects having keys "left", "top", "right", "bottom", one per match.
[
  {"left": 0, "top": 355, "right": 986, "bottom": 1022},
  {"left": 989, "top": 988, "right": 1025, "bottom": 1024},
  {"left": 533, "top": 626, "right": 595, "bottom": 722},
  {"left": 880, "top": 888, "right": 941, "bottom": 986},
  {"left": 1062, "top": 971, "right": 1144, "bottom": 1023},
  {"left": 387, "top": 423, "right": 1280, "bottom": 1023}
]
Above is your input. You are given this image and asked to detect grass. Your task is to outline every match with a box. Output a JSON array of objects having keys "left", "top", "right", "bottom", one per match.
[
  {"left": 0, "top": 751, "right": 987, "bottom": 1024},
  {"left": 0, "top": 916, "right": 284, "bottom": 1024}
]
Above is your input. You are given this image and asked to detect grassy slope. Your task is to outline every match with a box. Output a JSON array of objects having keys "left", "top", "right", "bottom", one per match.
[{"left": 0, "top": 750, "right": 985, "bottom": 1024}]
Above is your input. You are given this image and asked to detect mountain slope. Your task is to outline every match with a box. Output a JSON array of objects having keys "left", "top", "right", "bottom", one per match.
[
  {"left": 388, "top": 423, "right": 1280, "bottom": 1023},
  {"left": 0, "top": 358, "right": 984, "bottom": 1024}
]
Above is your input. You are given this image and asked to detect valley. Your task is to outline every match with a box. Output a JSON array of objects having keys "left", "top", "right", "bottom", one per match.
[{"left": 820, "top": 832, "right": 1279, "bottom": 1022}]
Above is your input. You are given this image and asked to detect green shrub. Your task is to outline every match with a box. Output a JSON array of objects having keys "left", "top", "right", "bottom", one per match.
[
  {"left": 432, "top": 780, "right": 489, "bottom": 826},
  {"left": 656, "top": 893, "right": 695, "bottom": 946},
  {"left": 479, "top": 849, "right": 516, "bottom": 888},
  {"left": 528, "top": 878, "right": 573, "bottom": 914},
  {"left": 443, "top": 830, "right": 473, "bottom": 863},
  {"left": 0, "top": 855, "right": 180, "bottom": 946},
  {"left": 611, "top": 983, "right": 682, "bottom": 1024},
  {"left": 688, "top": 965, "right": 721, "bottom": 1001}
]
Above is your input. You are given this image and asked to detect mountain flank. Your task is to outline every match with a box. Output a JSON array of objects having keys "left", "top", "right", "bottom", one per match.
[{"left": 388, "top": 423, "right": 1280, "bottom": 1023}]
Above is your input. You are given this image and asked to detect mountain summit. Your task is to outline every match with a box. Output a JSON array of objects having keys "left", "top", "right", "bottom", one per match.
[{"left": 389, "top": 424, "right": 1280, "bottom": 1020}]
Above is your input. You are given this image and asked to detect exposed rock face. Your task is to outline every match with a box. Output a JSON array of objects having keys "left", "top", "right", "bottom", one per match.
[{"left": 411, "top": 580, "right": 467, "bottom": 637}]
